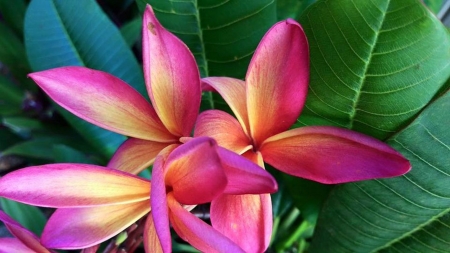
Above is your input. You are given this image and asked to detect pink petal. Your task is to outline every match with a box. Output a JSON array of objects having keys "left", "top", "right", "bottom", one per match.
[
  {"left": 80, "top": 245, "right": 100, "bottom": 253},
  {"left": 260, "top": 126, "right": 412, "bottom": 184},
  {"left": 210, "top": 194, "right": 272, "bottom": 253},
  {"left": 217, "top": 147, "right": 278, "bottom": 195},
  {"left": 29, "top": 67, "right": 174, "bottom": 142},
  {"left": 108, "top": 138, "right": 172, "bottom": 174},
  {"left": 0, "top": 238, "right": 39, "bottom": 253},
  {"left": 0, "top": 211, "right": 49, "bottom": 253},
  {"left": 167, "top": 193, "right": 245, "bottom": 253},
  {"left": 143, "top": 6, "right": 201, "bottom": 137},
  {"left": 194, "top": 110, "right": 252, "bottom": 154},
  {"left": 0, "top": 164, "right": 150, "bottom": 207},
  {"left": 165, "top": 137, "right": 228, "bottom": 205},
  {"left": 242, "top": 150, "right": 265, "bottom": 168},
  {"left": 143, "top": 214, "right": 164, "bottom": 253},
  {"left": 201, "top": 77, "right": 249, "bottom": 135},
  {"left": 150, "top": 155, "right": 171, "bottom": 253},
  {"left": 246, "top": 19, "right": 309, "bottom": 146},
  {"left": 41, "top": 201, "right": 150, "bottom": 249}
]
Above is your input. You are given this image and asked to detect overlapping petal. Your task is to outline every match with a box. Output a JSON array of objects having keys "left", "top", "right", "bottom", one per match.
[
  {"left": 217, "top": 147, "right": 277, "bottom": 195},
  {"left": 150, "top": 155, "right": 171, "bottom": 253},
  {"left": 28, "top": 67, "right": 174, "bottom": 142},
  {"left": 211, "top": 194, "right": 272, "bottom": 253},
  {"left": 144, "top": 215, "right": 164, "bottom": 253},
  {"left": 164, "top": 137, "right": 228, "bottom": 205},
  {"left": 0, "top": 164, "right": 150, "bottom": 207},
  {"left": 201, "top": 77, "right": 249, "bottom": 134},
  {"left": 246, "top": 19, "right": 309, "bottom": 146},
  {"left": 195, "top": 110, "right": 252, "bottom": 154},
  {"left": 167, "top": 193, "right": 245, "bottom": 253},
  {"left": 0, "top": 238, "right": 37, "bottom": 253},
  {"left": 0, "top": 211, "right": 49, "bottom": 253},
  {"left": 108, "top": 138, "right": 173, "bottom": 174},
  {"left": 143, "top": 5, "right": 201, "bottom": 137},
  {"left": 41, "top": 201, "right": 150, "bottom": 249},
  {"left": 260, "top": 126, "right": 411, "bottom": 184}
]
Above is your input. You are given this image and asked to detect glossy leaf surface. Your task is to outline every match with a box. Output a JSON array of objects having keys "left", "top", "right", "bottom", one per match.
[
  {"left": 310, "top": 90, "right": 450, "bottom": 252},
  {"left": 297, "top": 0, "right": 450, "bottom": 140}
]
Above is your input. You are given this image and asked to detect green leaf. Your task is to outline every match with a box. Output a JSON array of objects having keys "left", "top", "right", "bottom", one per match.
[
  {"left": 0, "top": 0, "right": 26, "bottom": 37},
  {"left": 0, "top": 198, "right": 46, "bottom": 236},
  {"left": 136, "top": 0, "right": 276, "bottom": 110},
  {"left": 298, "top": 0, "right": 450, "bottom": 140},
  {"left": 120, "top": 17, "right": 142, "bottom": 47},
  {"left": 309, "top": 89, "right": 450, "bottom": 252},
  {"left": 283, "top": 175, "right": 332, "bottom": 224},
  {"left": 0, "top": 128, "right": 21, "bottom": 151},
  {"left": 423, "top": 0, "right": 444, "bottom": 14},
  {"left": 52, "top": 144, "right": 97, "bottom": 164},
  {"left": 0, "top": 76, "right": 23, "bottom": 116},
  {"left": 24, "top": 0, "right": 146, "bottom": 158},
  {"left": 2, "top": 137, "right": 80, "bottom": 160},
  {"left": 0, "top": 23, "right": 35, "bottom": 90},
  {"left": 2, "top": 117, "right": 43, "bottom": 137},
  {"left": 276, "top": 0, "right": 316, "bottom": 20}
]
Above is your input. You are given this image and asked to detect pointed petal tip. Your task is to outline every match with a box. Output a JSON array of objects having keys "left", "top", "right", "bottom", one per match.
[
  {"left": 143, "top": 3, "right": 201, "bottom": 137},
  {"left": 246, "top": 17, "right": 309, "bottom": 144},
  {"left": 261, "top": 126, "right": 412, "bottom": 184}
]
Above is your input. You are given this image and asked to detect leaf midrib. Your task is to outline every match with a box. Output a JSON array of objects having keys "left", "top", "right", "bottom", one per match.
[
  {"left": 347, "top": 0, "right": 391, "bottom": 129},
  {"left": 51, "top": 0, "right": 84, "bottom": 66}
]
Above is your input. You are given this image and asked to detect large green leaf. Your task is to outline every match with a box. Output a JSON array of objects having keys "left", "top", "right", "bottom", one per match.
[
  {"left": 297, "top": 0, "right": 450, "bottom": 140},
  {"left": 137, "top": 0, "right": 276, "bottom": 79},
  {"left": 25, "top": 0, "right": 146, "bottom": 158},
  {"left": 310, "top": 89, "right": 450, "bottom": 252}
]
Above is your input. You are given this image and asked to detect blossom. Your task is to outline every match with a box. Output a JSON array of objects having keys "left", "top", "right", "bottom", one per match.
[
  {"left": 195, "top": 18, "right": 411, "bottom": 250},
  {"left": 0, "top": 211, "right": 53, "bottom": 253},
  {"left": 28, "top": 5, "right": 202, "bottom": 175},
  {"left": 0, "top": 137, "right": 277, "bottom": 251}
]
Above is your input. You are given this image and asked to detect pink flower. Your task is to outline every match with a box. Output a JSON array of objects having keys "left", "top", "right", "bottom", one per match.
[
  {"left": 195, "top": 18, "right": 411, "bottom": 251},
  {"left": 0, "top": 137, "right": 277, "bottom": 252},
  {"left": 28, "top": 5, "right": 203, "bottom": 175}
]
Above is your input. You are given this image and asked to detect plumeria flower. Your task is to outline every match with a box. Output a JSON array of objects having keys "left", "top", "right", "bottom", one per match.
[
  {"left": 0, "top": 211, "right": 54, "bottom": 253},
  {"left": 28, "top": 5, "right": 202, "bottom": 175},
  {"left": 0, "top": 137, "right": 277, "bottom": 252},
  {"left": 195, "top": 18, "right": 411, "bottom": 250}
]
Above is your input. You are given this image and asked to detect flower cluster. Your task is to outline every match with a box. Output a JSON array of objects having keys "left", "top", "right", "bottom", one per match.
[{"left": 0, "top": 5, "right": 410, "bottom": 253}]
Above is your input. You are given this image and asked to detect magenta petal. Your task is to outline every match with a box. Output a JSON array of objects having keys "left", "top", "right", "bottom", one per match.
[
  {"left": 217, "top": 147, "right": 278, "bottom": 195},
  {"left": 246, "top": 19, "right": 309, "bottom": 145},
  {"left": 165, "top": 137, "right": 228, "bottom": 205},
  {"left": 150, "top": 155, "right": 172, "bottom": 253},
  {"left": 261, "top": 126, "right": 411, "bottom": 184},
  {"left": 167, "top": 193, "right": 245, "bottom": 253},
  {"left": 0, "top": 164, "right": 150, "bottom": 207},
  {"left": 210, "top": 194, "right": 272, "bottom": 253},
  {"left": 143, "top": 6, "right": 201, "bottom": 137},
  {"left": 0, "top": 238, "right": 38, "bottom": 253},
  {"left": 29, "top": 67, "right": 174, "bottom": 142},
  {"left": 41, "top": 201, "right": 150, "bottom": 249},
  {"left": 0, "top": 211, "right": 49, "bottom": 253}
]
